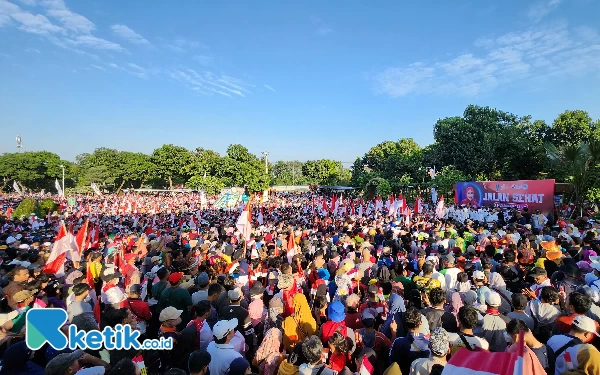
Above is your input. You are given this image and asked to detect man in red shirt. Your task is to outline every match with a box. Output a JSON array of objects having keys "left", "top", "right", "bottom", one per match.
[
  {"left": 125, "top": 284, "right": 152, "bottom": 336},
  {"left": 555, "top": 291, "right": 600, "bottom": 342}
]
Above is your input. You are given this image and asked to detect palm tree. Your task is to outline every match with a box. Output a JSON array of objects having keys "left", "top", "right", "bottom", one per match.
[{"left": 546, "top": 141, "right": 600, "bottom": 216}]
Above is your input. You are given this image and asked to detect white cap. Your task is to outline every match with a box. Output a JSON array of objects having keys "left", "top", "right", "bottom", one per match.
[
  {"left": 213, "top": 318, "right": 238, "bottom": 340},
  {"left": 572, "top": 315, "right": 599, "bottom": 337},
  {"left": 159, "top": 306, "right": 183, "bottom": 322},
  {"left": 485, "top": 291, "right": 502, "bottom": 307},
  {"left": 472, "top": 271, "right": 485, "bottom": 280}
]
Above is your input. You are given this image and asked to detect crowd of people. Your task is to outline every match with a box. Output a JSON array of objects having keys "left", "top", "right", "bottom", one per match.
[{"left": 0, "top": 190, "right": 599, "bottom": 375}]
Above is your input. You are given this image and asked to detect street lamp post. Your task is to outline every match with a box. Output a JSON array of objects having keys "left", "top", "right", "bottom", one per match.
[
  {"left": 262, "top": 151, "right": 269, "bottom": 174},
  {"left": 59, "top": 165, "right": 65, "bottom": 196}
]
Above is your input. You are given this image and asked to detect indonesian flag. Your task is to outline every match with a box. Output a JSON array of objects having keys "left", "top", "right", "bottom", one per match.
[
  {"left": 358, "top": 354, "right": 374, "bottom": 375},
  {"left": 436, "top": 195, "right": 445, "bottom": 218},
  {"left": 43, "top": 221, "right": 71, "bottom": 277},
  {"left": 443, "top": 332, "right": 542, "bottom": 375},
  {"left": 286, "top": 231, "right": 297, "bottom": 263},
  {"left": 75, "top": 219, "right": 89, "bottom": 254},
  {"left": 5, "top": 207, "right": 12, "bottom": 218},
  {"left": 321, "top": 198, "right": 327, "bottom": 215},
  {"left": 330, "top": 194, "right": 337, "bottom": 213},
  {"left": 404, "top": 207, "right": 412, "bottom": 227},
  {"left": 415, "top": 195, "right": 422, "bottom": 214},
  {"left": 236, "top": 202, "right": 252, "bottom": 242}
]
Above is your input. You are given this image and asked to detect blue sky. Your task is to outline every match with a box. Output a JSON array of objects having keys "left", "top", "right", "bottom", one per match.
[{"left": 1, "top": 0, "right": 599, "bottom": 166}]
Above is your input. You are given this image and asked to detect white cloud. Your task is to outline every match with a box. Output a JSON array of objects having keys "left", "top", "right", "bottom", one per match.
[
  {"left": 11, "top": 11, "right": 63, "bottom": 34},
  {"left": 47, "top": 8, "right": 94, "bottom": 33},
  {"left": 373, "top": 22, "right": 600, "bottom": 97},
  {"left": 25, "top": 47, "right": 40, "bottom": 53},
  {"left": 126, "top": 62, "right": 148, "bottom": 79},
  {"left": 0, "top": 53, "right": 10, "bottom": 57},
  {"left": 0, "top": 0, "right": 20, "bottom": 26},
  {"left": 264, "top": 84, "right": 276, "bottom": 92},
  {"left": 167, "top": 37, "right": 205, "bottom": 52},
  {"left": 90, "top": 63, "right": 105, "bottom": 71},
  {"left": 69, "top": 35, "right": 124, "bottom": 51},
  {"left": 111, "top": 24, "right": 150, "bottom": 45},
  {"left": 170, "top": 68, "right": 255, "bottom": 98},
  {"left": 193, "top": 54, "right": 213, "bottom": 66},
  {"left": 527, "top": 0, "right": 561, "bottom": 23},
  {"left": 107, "top": 62, "right": 119, "bottom": 68},
  {"left": 39, "top": 0, "right": 65, "bottom": 9}
]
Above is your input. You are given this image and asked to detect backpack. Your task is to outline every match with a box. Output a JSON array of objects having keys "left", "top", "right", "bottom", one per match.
[{"left": 532, "top": 316, "right": 554, "bottom": 343}]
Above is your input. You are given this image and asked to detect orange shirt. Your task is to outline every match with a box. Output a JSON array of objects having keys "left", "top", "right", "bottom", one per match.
[{"left": 555, "top": 314, "right": 600, "bottom": 343}]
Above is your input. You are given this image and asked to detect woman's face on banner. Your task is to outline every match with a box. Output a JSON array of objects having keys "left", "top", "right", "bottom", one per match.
[{"left": 467, "top": 189, "right": 474, "bottom": 200}]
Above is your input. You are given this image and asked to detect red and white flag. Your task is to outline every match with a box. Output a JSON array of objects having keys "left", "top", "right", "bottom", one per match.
[
  {"left": 443, "top": 331, "right": 543, "bottom": 375},
  {"left": 286, "top": 231, "right": 297, "bottom": 263},
  {"left": 436, "top": 195, "right": 445, "bottom": 218},
  {"left": 74, "top": 218, "right": 89, "bottom": 255},
  {"left": 43, "top": 221, "right": 71, "bottom": 277},
  {"left": 236, "top": 202, "right": 252, "bottom": 242},
  {"left": 415, "top": 195, "right": 422, "bottom": 214},
  {"left": 358, "top": 354, "right": 374, "bottom": 375}
]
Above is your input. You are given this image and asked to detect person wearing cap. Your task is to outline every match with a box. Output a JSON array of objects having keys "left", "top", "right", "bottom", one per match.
[
  {"left": 124, "top": 283, "right": 152, "bottom": 336},
  {"left": 220, "top": 287, "right": 256, "bottom": 356},
  {"left": 158, "top": 306, "right": 185, "bottom": 370},
  {"left": 189, "top": 349, "right": 211, "bottom": 375},
  {"left": 320, "top": 300, "right": 354, "bottom": 346},
  {"left": 441, "top": 254, "right": 461, "bottom": 301},
  {"left": 555, "top": 291, "right": 600, "bottom": 343},
  {"left": 358, "top": 284, "right": 387, "bottom": 329},
  {"left": 547, "top": 315, "right": 600, "bottom": 375},
  {"left": 45, "top": 349, "right": 109, "bottom": 375},
  {"left": 100, "top": 265, "right": 126, "bottom": 309},
  {"left": 207, "top": 318, "right": 243, "bottom": 375},
  {"left": 354, "top": 309, "right": 391, "bottom": 371},
  {"left": 67, "top": 283, "right": 98, "bottom": 333},
  {"left": 409, "top": 327, "right": 451, "bottom": 375},
  {"left": 274, "top": 273, "right": 297, "bottom": 318},
  {"left": 192, "top": 272, "right": 210, "bottom": 305},
  {"left": 523, "top": 267, "right": 551, "bottom": 300},
  {"left": 159, "top": 271, "right": 193, "bottom": 331},
  {"left": 4, "top": 265, "right": 28, "bottom": 310},
  {"left": 480, "top": 291, "right": 511, "bottom": 352}
]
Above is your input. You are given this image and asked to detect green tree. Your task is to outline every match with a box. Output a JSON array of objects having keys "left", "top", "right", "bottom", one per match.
[
  {"left": 364, "top": 177, "right": 391, "bottom": 199},
  {"left": 546, "top": 141, "right": 600, "bottom": 213},
  {"left": 185, "top": 148, "right": 222, "bottom": 178},
  {"left": 434, "top": 166, "right": 469, "bottom": 196},
  {"left": 550, "top": 110, "right": 596, "bottom": 148},
  {"left": 12, "top": 198, "right": 43, "bottom": 218},
  {"left": 272, "top": 161, "right": 306, "bottom": 185},
  {"left": 151, "top": 145, "right": 193, "bottom": 189},
  {"left": 119, "top": 152, "right": 155, "bottom": 189},
  {"left": 187, "top": 175, "right": 225, "bottom": 195},
  {"left": 302, "top": 159, "right": 345, "bottom": 185},
  {"left": 0, "top": 151, "right": 72, "bottom": 191}
]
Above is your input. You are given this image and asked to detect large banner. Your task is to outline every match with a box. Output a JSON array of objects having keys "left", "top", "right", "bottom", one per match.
[{"left": 454, "top": 179, "right": 555, "bottom": 215}]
